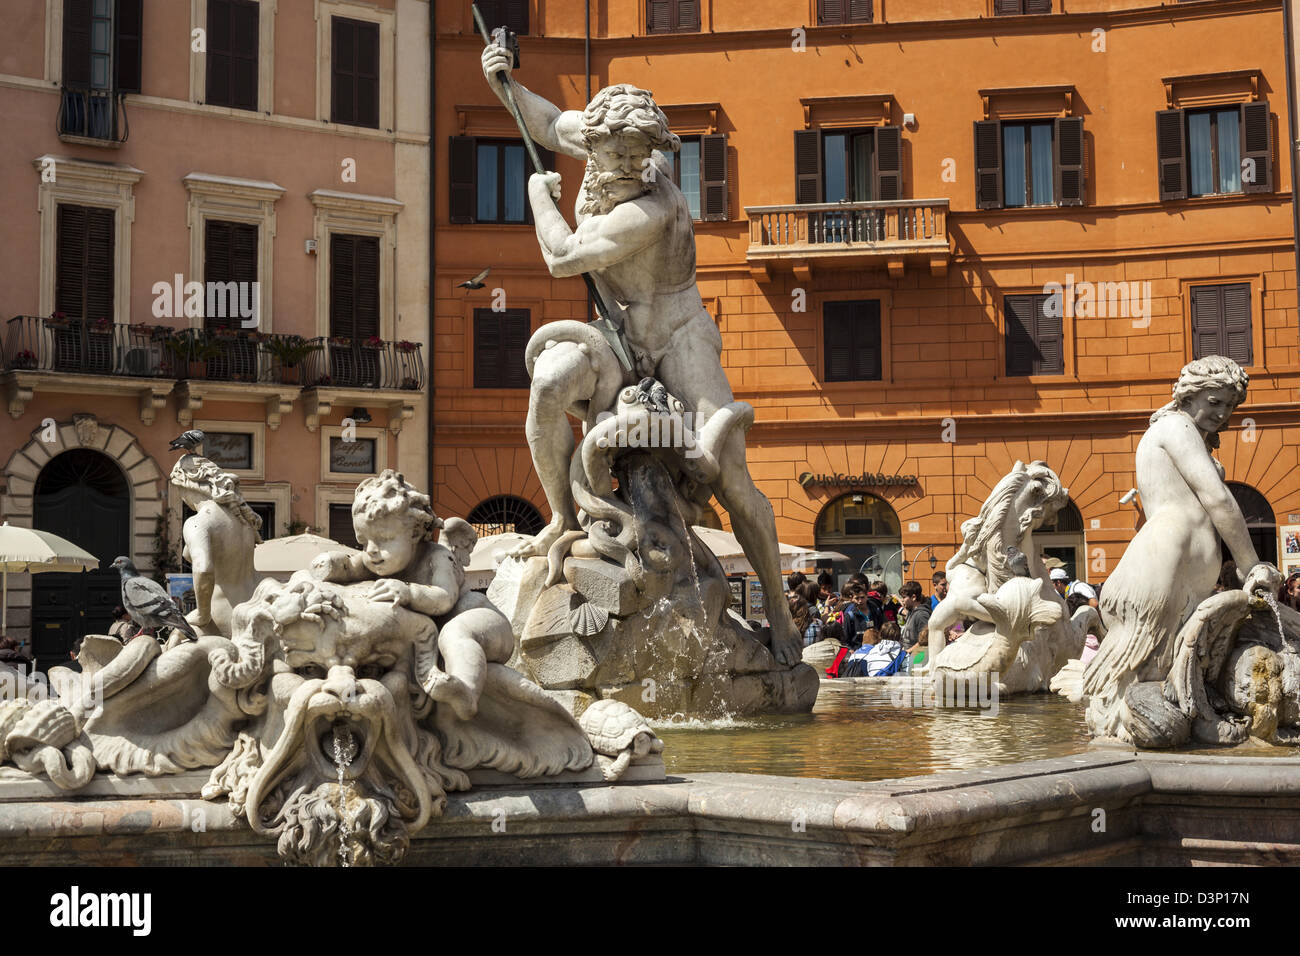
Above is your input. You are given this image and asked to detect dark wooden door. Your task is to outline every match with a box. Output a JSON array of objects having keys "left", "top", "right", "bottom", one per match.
[{"left": 31, "top": 450, "right": 129, "bottom": 671}]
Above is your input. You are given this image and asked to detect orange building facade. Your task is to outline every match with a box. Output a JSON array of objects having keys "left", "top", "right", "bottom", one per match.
[
  {"left": 0, "top": 0, "right": 431, "bottom": 665},
  {"left": 432, "top": 0, "right": 1300, "bottom": 591}
]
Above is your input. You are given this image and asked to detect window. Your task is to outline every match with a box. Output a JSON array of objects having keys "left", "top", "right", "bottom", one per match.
[
  {"left": 203, "top": 219, "right": 259, "bottom": 380},
  {"left": 206, "top": 0, "right": 259, "bottom": 111},
  {"left": 474, "top": 308, "right": 530, "bottom": 388},
  {"left": 1190, "top": 283, "right": 1252, "bottom": 365},
  {"left": 449, "top": 137, "right": 554, "bottom": 224},
  {"left": 823, "top": 300, "right": 881, "bottom": 383},
  {"left": 329, "top": 503, "right": 360, "bottom": 549},
  {"left": 818, "top": 0, "right": 873, "bottom": 24},
  {"left": 975, "top": 117, "right": 1083, "bottom": 209},
  {"left": 248, "top": 502, "right": 275, "bottom": 539},
  {"left": 331, "top": 16, "right": 379, "bottom": 128},
  {"left": 1004, "top": 294, "right": 1063, "bottom": 376},
  {"left": 1157, "top": 102, "right": 1272, "bottom": 200},
  {"left": 994, "top": 0, "right": 1052, "bottom": 13},
  {"left": 63, "top": 0, "right": 142, "bottom": 92},
  {"left": 328, "top": 233, "right": 381, "bottom": 386},
  {"left": 794, "top": 127, "right": 903, "bottom": 206},
  {"left": 55, "top": 204, "right": 115, "bottom": 324},
  {"left": 647, "top": 0, "right": 699, "bottom": 33},
  {"left": 474, "top": 0, "right": 529, "bottom": 35},
  {"left": 660, "top": 134, "right": 729, "bottom": 221},
  {"left": 468, "top": 496, "right": 545, "bottom": 536}
]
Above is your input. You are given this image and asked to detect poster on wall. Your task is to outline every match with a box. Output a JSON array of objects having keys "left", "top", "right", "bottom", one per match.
[
  {"left": 747, "top": 579, "right": 765, "bottom": 624},
  {"left": 166, "top": 573, "right": 196, "bottom": 615},
  {"left": 1281, "top": 526, "right": 1300, "bottom": 562},
  {"left": 728, "top": 576, "right": 744, "bottom": 610}
]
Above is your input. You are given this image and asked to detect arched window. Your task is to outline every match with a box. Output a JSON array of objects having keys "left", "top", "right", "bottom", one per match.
[
  {"left": 467, "top": 495, "right": 545, "bottom": 537},
  {"left": 814, "top": 493, "right": 902, "bottom": 592},
  {"left": 1226, "top": 482, "right": 1276, "bottom": 565},
  {"left": 1037, "top": 500, "right": 1083, "bottom": 533},
  {"left": 1035, "top": 497, "right": 1086, "bottom": 581}
]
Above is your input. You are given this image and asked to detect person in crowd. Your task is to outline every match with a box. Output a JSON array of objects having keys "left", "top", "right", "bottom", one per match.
[
  {"left": 1280, "top": 570, "right": 1300, "bottom": 611},
  {"left": 837, "top": 621, "right": 879, "bottom": 677},
  {"left": 816, "top": 572, "right": 838, "bottom": 615},
  {"left": 1067, "top": 592, "right": 1102, "bottom": 665},
  {"left": 841, "top": 585, "right": 872, "bottom": 648},
  {"left": 944, "top": 621, "right": 965, "bottom": 644},
  {"left": 1068, "top": 579, "right": 1099, "bottom": 608},
  {"left": 870, "top": 580, "right": 901, "bottom": 624},
  {"left": 1050, "top": 567, "right": 1069, "bottom": 598},
  {"left": 822, "top": 620, "right": 850, "bottom": 677},
  {"left": 864, "top": 621, "right": 905, "bottom": 676},
  {"left": 792, "top": 585, "right": 824, "bottom": 646},
  {"left": 898, "top": 580, "right": 930, "bottom": 651},
  {"left": 0, "top": 636, "right": 32, "bottom": 674},
  {"left": 108, "top": 605, "right": 134, "bottom": 641},
  {"left": 786, "top": 571, "right": 807, "bottom": 597},
  {"left": 930, "top": 571, "right": 948, "bottom": 611}
]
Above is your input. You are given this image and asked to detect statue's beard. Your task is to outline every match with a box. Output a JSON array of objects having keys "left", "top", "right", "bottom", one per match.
[
  {"left": 276, "top": 777, "right": 410, "bottom": 868},
  {"left": 581, "top": 167, "right": 652, "bottom": 216}
]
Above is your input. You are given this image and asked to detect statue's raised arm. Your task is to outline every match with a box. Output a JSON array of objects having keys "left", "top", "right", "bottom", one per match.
[{"left": 480, "top": 45, "right": 587, "bottom": 160}]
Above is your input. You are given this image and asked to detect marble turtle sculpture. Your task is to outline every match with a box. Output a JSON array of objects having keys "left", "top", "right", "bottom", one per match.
[{"left": 579, "top": 700, "right": 664, "bottom": 782}]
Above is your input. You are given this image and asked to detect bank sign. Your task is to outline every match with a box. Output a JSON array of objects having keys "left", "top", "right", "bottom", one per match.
[{"left": 798, "top": 471, "right": 918, "bottom": 489}]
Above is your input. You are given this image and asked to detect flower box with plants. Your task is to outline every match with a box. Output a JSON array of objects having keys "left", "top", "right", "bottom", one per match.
[
  {"left": 45, "top": 312, "right": 70, "bottom": 330},
  {"left": 264, "top": 335, "right": 322, "bottom": 385},
  {"left": 89, "top": 316, "right": 113, "bottom": 335},
  {"left": 10, "top": 350, "right": 37, "bottom": 370},
  {"left": 328, "top": 337, "right": 352, "bottom": 348},
  {"left": 164, "top": 330, "right": 223, "bottom": 379},
  {"left": 395, "top": 340, "right": 420, "bottom": 353},
  {"left": 313, "top": 375, "right": 333, "bottom": 387},
  {"left": 362, "top": 335, "right": 385, "bottom": 350},
  {"left": 400, "top": 377, "right": 419, "bottom": 390}
]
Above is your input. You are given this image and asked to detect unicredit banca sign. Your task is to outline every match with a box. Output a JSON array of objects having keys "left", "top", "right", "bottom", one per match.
[{"left": 798, "top": 471, "right": 918, "bottom": 489}]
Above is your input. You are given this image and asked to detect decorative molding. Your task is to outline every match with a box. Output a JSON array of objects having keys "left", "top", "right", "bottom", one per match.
[
  {"left": 1, "top": 370, "right": 172, "bottom": 425},
  {"left": 32, "top": 156, "right": 145, "bottom": 327},
  {"left": 174, "top": 381, "right": 299, "bottom": 429},
  {"left": 1161, "top": 69, "right": 1263, "bottom": 109},
  {"left": 301, "top": 386, "right": 414, "bottom": 435},
  {"left": 455, "top": 103, "right": 519, "bottom": 137},
  {"left": 661, "top": 102, "right": 721, "bottom": 136},
  {"left": 978, "top": 85, "right": 1075, "bottom": 120},
  {"left": 314, "top": 0, "right": 397, "bottom": 132},
  {"left": 193, "top": 417, "right": 267, "bottom": 479},
  {"left": 800, "top": 94, "right": 894, "bottom": 129},
  {"left": 319, "top": 423, "right": 387, "bottom": 482},
  {"left": 308, "top": 189, "right": 404, "bottom": 341}
]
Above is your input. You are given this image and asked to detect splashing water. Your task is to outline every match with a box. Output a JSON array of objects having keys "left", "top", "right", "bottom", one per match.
[{"left": 331, "top": 723, "right": 357, "bottom": 868}]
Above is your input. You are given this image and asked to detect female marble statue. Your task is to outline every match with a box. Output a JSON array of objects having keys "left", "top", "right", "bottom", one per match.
[
  {"left": 170, "top": 455, "right": 262, "bottom": 638},
  {"left": 1082, "top": 355, "right": 1276, "bottom": 738}
]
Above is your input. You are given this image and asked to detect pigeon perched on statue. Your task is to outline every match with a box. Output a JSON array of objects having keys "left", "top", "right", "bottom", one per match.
[
  {"left": 169, "top": 429, "right": 205, "bottom": 453},
  {"left": 110, "top": 556, "right": 197, "bottom": 641},
  {"left": 632, "top": 377, "right": 670, "bottom": 413}
]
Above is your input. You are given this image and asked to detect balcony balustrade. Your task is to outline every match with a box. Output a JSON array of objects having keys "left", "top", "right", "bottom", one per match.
[{"left": 56, "top": 86, "right": 129, "bottom": 146}]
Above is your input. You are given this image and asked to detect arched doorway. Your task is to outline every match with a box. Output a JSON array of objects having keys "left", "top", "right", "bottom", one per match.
[
  {"left": 1035, "top": 499, "right": 1086, "bottom": 581},
  {"left": 31, "top": 449, "right": 130, "bottom": 671},
  {"left": 467, "top": 495, "right": 545, "bottom": 537},
  {"left": 814, "top": 493, "right": 902, "bottom": 592},
  {"left": 1226, "top": 482, "right": 1276, "bottom": 565}
]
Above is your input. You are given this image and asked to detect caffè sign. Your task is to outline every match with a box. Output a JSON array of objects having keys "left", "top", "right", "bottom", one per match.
[{"left": 798, "top": 471, "right": 918, "bottom": 489}]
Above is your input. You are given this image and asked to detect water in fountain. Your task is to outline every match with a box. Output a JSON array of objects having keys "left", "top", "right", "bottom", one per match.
[
  {"left": 1262, "top": 592, "right": 1291, "bottom": 648},
  {"left": 331, "top": 722, "right": 357, "bottom": 868}
]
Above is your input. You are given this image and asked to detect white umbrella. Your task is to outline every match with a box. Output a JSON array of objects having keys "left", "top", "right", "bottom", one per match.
[
  {"left": 689, "top": 526, "right": 849, "bottom": 574},
  {"left": 254, "top": 533, "right": 359, "bottom": 575},
  {"left": 0, "top": 522, "right": 100, "bottom": 633}
]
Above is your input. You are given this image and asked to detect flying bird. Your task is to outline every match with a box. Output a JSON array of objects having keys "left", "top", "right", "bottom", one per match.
[
  {"left": 111, "top": 556, "right": 198, "bottom": 642},
  {"left": 169, "top": 429, "right": 205, "bottom": 453},
  {"left": 457, "top": 267, "right": 491, "bottom": 291}
]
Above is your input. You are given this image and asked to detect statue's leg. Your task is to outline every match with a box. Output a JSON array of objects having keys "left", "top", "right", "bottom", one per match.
[{"left": 511, "top": 341, "right": 600, "bottom": 559}]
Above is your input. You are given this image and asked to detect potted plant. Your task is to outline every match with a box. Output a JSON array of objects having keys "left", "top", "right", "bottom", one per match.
[
  {"left": 329, "top": 336, "right": 352, "bottom": 348},
  {"left": 362, "top": 335, "right": 384, "bottom": 350},
  {"left": 395, "top": 340, "right": 419, "bottom": 353},
  {"left": 10, "top": 350, "right": 36, "bottom": 370},
  {"left": 400, "top": 376, "right": 419, "bottom": 390},
  {"left": 46, "top": 311, "right": 69, "bottom": 329},
  {"left": 89, "top": 316, "right": 112, "bottom": 334},
  {"left": 264, "top": 334, "right": 321, "bottom": 385},
  {"left": 314, "top": 374, "right": 333, "bottom": 387},
  {"left": 164, "top": 330, "right": 222, "bottom": 379}
]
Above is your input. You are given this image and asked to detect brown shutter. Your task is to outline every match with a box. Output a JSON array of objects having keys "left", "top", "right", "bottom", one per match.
[
  {"left": 994, "top": 0, "right": 1023, "bottom": 14},
  {"left": 331, "top": 16, "right": 353, "bottom": 123},
  {"left": 477, "top": 0, "right": 502, "bottom": 26},
  {"left": 450, "top": 136, "right": 477, "bottom": 223},
  {"left": 504, "top": 0, "right": 530, "bottom": 34},
  {"left": 823, "top": 302, "right": 853, "bottom": 381},
  {"left": 63, "top": 0, "right": 92, "bottom": 87},
  {"left": 1240, "top": 101, "right": 1273, "bottom": 194},
  {"left": 974, "top": 120, "right": 1002, "bottom": 209},
  {"left": 819, "top": 0, "right": 845, "bottom": 24},
  {"left": 1024, "top": 0, "right": 1052, "bottom": 12},
  {"left": 329, "top": 505, "right": 359, "bottom": 549},
  {"left": 873, "top": 125, "right": 902, "bottom": 201},
  {"left": 355, "top": 235, "right": 381, "bottom": 340},
  {"left": 84, "top": 207, "right": 115, "bottom": 323},
  {"left": 55, "top": 204, "right": 87, "bottom": 318},
  {"left": 206, "top": 0, "right": 232, "bottom": 106},
  {"left": 795, "top": 129, "right": 822, "bottom": 204},
  {"left": 1034, "top": 294, "right": 1064, "bottom": 373},
  {"left": 647, "top": 0, "right": 672, "bottom": 32},
  {"left": 856, "top": 301, "right": 882, "bottom": 380},
  {"left": 503, "top": 310, "right": 531, "bottom": 388},
  {"left": 676, "top": 0, "right": 699, "bottom": 30},
  {"left": 474, "top": 310, "right": 499, "bottom": 387},
  {"left": 1156, "top": 109, "right": 1187, "bottom": 201},
  {"left": 849, "top": 0, "right": 873, "bottom": 21},
  {"left": 204, "top": 220, "right": 232, "bottom": 329},
  {"left": 1054, "top": 116, "right": 1084, "bottom": 206},
  {"left": 1190, "top": 285, "right": 1222, "bottom": 358},
  {"left": 1222, "top": 283, "right": 1253, "bottom": 366},
  {"left": 1004, "top": 295, "right": 1036, "bottom": 376},
  {"left": 231, "top": 0, "right": 259, "bottom": 111},
  {"left": 355, "top": 19, "right": 380, "bottom": 129},
  {"left": 114, "top": 0, "right": 143, "bottom": 93},
  {"left": 330, "top": 234, "right": 355, "bottom": 337},
  {"left": 700, "top": 133, "right": 728, "bottom": 221}
]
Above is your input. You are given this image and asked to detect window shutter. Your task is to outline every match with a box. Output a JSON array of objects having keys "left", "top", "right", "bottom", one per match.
[
  {"left": 873, "top": 125, "right": 903, "bottom": 202},
  {"left": 477, "top": 0, "right": 502, "bottom": 25},
  {"left": 994, "top": 0, "right": 1023, "bottom": 14},
  {"left": 114, "top": 0, "right": 143, "bottom": 93},
  {"left": 849, "top": 0, "right": 873, "bottom": 22},
  {"left": 647, "top": 0, "right": 673, "bottom": 32},
  {"left": 355, "top": 235, "right": 381, "bottom": 340},
  {"left": 1004, "top": 295, "right": 1036, "bottom": 376},
  {"left": 794, "top": 129, "right": 823, "bottom": 204},
  {"left": 232, "top": 0, "right": 259, "bottom": 111},
  {"left": 474, "top": 311, "right": 499, "bottom": 387},
  {"left": 676, "top": 0, "right": 699, "bottom": 30},
  {"left": 700, "top": 133, "right": 728, "bottom": 221},
  {"left": 63, "top": 0, "right": 92, "bottom": 87},
  {"left": 450, "top": 136, "right": 477, "bottom": 223},
  {"left": 1053, "top": 116, "right": 1084, "bottom": 206},
  {"left": 974, "top": 120, "right": 1003, "bottom": 209},
  {"left": 1034, "top": 294, "right": 1064, "bottom": 374},
  {"left": 330, "top": 234, "right": 355, "bottom": 338},
  {"left": 1156, "top": 109, "right": 1187, "bottom": 201},
  {"left": 84, "top": 207, "right": 115, "bottom": 324},
  {"left": 504, "top": 0, "right": 530, "bottom": 34},
  {"left": 1024, "top": 0, "right": 1052, "bottom": 12},
  {"left": 1221, "top": 283, "right": 1252, "bottom": 366},
  {"left": 1240, "top": 101, "right": 1273, "bottom": 194},
  {"left": 355, "top": 20, "right": 380, "bottom": 129},
  {"left": 1190, "top": 285, "right": 1222, "bottom": 359},
  {"left": 329, "top": 505, "right": 359, "bottom": 550},
  {"left": 503, "top": 310, "right": 530, "bottom": 388},
  {"left": 55, "top": 205, "right": 88, "bottom": 318},
  {"left": 331, "top": 17, "right": 354, "bottom": 124},
  {"left": 204, "top": 220, "right": 232, "bottom": 329},
  {"left": 207, "top": 0, "right": 232, "bottom": 106},
  {"left": 823, "top": 302, "right": 852, "bottom": 381},
  {"left": 856, "top": 302, "right": 882, "bottom": 380},
  {"left": 819, "top": 0, "right": 845, "bottom": 24}
]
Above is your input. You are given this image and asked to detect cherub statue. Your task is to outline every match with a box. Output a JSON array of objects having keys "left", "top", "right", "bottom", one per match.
[{"left": 311, "top": 470, "right": 512, "bottom": 721}]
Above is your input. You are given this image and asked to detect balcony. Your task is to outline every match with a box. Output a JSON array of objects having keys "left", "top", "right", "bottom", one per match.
[
  {"left": 300, "top": 337, "right": 424, "bottom": 435},
  {"left": 57, "top": 87, "right": 129, "bottom": 147},
  {"left": 745, "top": 198, "right": 952, "bottom": 281}
]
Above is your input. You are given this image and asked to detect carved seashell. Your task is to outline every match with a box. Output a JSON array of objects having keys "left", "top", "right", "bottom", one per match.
[
  {"left": 0, "top": 700, "right": 32, "bottom": 762},
  {"left": 5, "top": 699, "right": 78, "bottom": 753},
  {"left": 569, "top": 601, "right": 610, "bottom": 637}
]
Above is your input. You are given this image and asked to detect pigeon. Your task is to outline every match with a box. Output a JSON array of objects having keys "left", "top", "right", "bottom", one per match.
[
  {"left": 456, "top": 267, "right": 490, "bottom": 291},
  {"left": 632, "top": 377, "right": 670, "bottom": 413},
  {"left": 110, "top": 556, "right": 198, "bottom": 642},
  {"left": 169, "top": 429, "right": 205, "bottom": 453}
]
